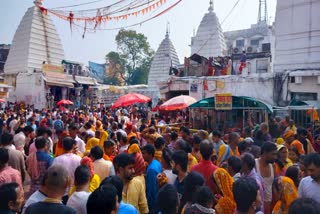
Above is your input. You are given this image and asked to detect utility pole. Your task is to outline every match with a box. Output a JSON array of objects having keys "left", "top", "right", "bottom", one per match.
[{"left": 258, "top": 0, "right": 268, "bottom": 24}]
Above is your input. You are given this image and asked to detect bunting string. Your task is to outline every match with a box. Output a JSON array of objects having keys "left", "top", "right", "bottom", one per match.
[{"left": 38, "top": 0, "right": 181, "bottom": 36}]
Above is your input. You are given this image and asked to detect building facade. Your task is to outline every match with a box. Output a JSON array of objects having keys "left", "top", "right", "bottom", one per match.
[{"left": 273, "top": 0, "right": 320, "bottom": 105}]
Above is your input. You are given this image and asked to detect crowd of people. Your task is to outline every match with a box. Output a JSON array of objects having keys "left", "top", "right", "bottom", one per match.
[{"left": 0, "top": 106, "right": 320, "bottom": 214}]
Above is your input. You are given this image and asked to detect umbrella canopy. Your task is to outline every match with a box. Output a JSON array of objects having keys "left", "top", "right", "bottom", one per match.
[
  {"left": 112, "top": 93, "right": 151, "bottom": 109},
  {"left": 0, "top": 99, "right": 5, "bottom": 103},
  {"left": 57, "top": 100, "right": 74, "bottom": 105},
  {"left": 159, "top": 95, "right": 197, "bottom": 111}
]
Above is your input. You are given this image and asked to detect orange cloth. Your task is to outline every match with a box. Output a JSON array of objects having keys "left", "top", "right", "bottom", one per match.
[
  {"left": 154, "top": 150, "right": 162, "bottom": 162},
  {"left": 103, "top": 154, "right": 114, "bottom": 161},
  {"left": 283, "top": 130, "right": 295, "bottom": 139},
  {"left": 307, "top": 109, "right": 319, "bottom": 121},
  {"left": 272, "top": 176, "right": 298, "bottom": 214},
  {"left": 55, "top": 144, "right": 64, "bottom": 157},
  {"left": 127, "top": 131, "right": 137, "bottom": 143},
  {"left": 55, "top": 132, "right": 69, "bottom": 157},
  {"left": 213, "top": 168, "right": 236, "bottom": 214},
  {"left": 290, "top": 140, "right": 305, "bottom": 155},
  {"left": 127, "top": 144, "right": 141, "bottom": 154},
  {"left": 99, "top": 130, "right": 109, "bottom": 149},
  {"left": 187, "top": 153, "right": 198, "bottom": 172},
  {"left": 230, "top": 147, "right": 240, "bottom": 157}
]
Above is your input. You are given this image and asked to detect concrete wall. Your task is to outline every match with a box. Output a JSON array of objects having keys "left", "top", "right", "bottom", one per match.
[
  {"left": 160, "top": 73, "right": 275, "bottom": 105},
  {"left": 274, "top": 0, "right": 320, "bottom": 72},
  {"left": 12, "top": 72, "right": 46, "bottom": 109},
  {"left": 203, "top": 74, "right": 274, "bottom": 104},
  {"left": 288, "top": 75, "right": 320, "bottom": 101}
]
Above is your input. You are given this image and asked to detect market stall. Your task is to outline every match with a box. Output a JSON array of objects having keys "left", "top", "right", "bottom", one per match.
[{"left": 189, "top": 94, "right": 273, "bottom": 132}]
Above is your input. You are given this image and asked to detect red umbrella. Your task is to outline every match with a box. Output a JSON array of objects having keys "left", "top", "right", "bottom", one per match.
[
  {"left": 152, "top": 105, "right": 160, "bottom": 112},
  {"left": 0, "top": 99, "right": 5, "bottom": 103},
  {"left": 159, "top": 95, "right": 197, "bottom": 111},
  {"left": 112, "top": 93, "right": 151, "bottom": 109},
  {"left": 57, "top": 100, "right": 74, "bottom": 105}
]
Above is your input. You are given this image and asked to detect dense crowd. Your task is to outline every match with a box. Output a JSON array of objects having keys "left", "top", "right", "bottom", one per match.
[{"left": 0, "top": 106, "right": 320, "bottom": 214}]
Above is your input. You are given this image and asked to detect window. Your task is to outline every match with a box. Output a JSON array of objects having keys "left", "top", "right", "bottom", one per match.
[
  {"left": 262, "top": 43, "right": 271, "bottom": 52},
  {"left": 250, "top": 39, "right": 259, "bottom": 46},
  {"left": 236, "top": 40, "right": 245, "bottom": 47},
  {"left": 291, "top": 92, "right": 317, "bottom": 101}
]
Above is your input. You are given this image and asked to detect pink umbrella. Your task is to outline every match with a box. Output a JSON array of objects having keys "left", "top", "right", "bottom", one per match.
[
  {"left": 57, "top": 100, "right": 74, "bottom": 105},
  {"left": 159, "top": 95, "right": 197, "bottom": 111}
]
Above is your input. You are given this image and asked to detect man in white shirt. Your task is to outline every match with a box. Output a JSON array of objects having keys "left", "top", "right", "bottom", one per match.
[
  {"left": 67, "top": 165, "right": 91, "bottom": 214},
  {"left": 9, "top": 115, "right": 18, "bottom": 135},
  {"left": 90, "top": 146, "right": 115, "bottom": 181},
  {"left": 69, "top": 124, "right": 85, "bottom": 154},
  {"left": 298, "top": 153, "right": 320, "bottom": 204},
  {"left": 13, "top": 126, "right": 34, "bottom": 154}
]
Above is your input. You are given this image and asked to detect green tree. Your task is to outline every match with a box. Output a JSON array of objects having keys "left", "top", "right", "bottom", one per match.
[{"left": 105, "top": 29, "right": 154, "bottom": 85}]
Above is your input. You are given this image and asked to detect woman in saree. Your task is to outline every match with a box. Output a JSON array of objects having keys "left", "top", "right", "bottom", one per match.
[
  {"left": 212, "top": 168, "right": 236, "bottom": 214},
  {"left": 272, "top": 176, "right": 298, "bottom": 214}
]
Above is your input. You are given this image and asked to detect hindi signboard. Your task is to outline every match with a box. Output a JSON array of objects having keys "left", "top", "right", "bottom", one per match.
[
  {"left": 42, "top": 64, "right": 64, "bottom": 73},
  {"left": 215, "top": 93, "right": 232, "bottom": 110}
]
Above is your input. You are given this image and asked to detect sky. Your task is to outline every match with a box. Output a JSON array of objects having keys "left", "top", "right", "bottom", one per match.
[{"left": 0, "top": 0, "right": 277, "bottom": 65}]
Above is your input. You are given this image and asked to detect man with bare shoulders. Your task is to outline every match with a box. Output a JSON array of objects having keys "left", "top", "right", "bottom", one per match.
[{"left": 255, "top": 142, "right": 277, "bottom": 214}]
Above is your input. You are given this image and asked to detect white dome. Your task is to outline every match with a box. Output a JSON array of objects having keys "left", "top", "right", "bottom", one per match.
[
  {"left": 147, "top": 32, "right": 180, "bottom": 88},
  {"left": 190, "top": 1, "right": 226, "bottom": 58}
]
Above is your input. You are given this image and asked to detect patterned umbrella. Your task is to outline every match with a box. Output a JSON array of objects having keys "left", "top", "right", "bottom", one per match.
[{"left": 159, "top": 95, "right": 197, "bottom": 111}]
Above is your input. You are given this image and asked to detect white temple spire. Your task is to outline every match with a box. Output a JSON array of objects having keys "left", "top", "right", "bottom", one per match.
[
  {"left": 4, "top": 5, "right": 65, "bottom": 74},
  {"left": 148, "top": 28, "right": 180, "bottom": 89},
  {"left": 191, "top": 0, "right": 226, "bottom": 58},
  {"left": 166, "top": 22, "right": 170, "bottom": 38},
  {"left": 208, "top": 0, "right": 214, "bottom": 13}
]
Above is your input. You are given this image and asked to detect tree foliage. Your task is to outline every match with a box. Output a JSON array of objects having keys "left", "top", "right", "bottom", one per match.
[{"left": 105, "top": 29, "right": 154, "bottom": 85}]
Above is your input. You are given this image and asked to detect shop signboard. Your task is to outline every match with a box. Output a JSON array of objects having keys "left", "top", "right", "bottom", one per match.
[
  {"left": 215, "top": 93, "right": 232, "bottom": 110},
  {"left": 42, "top": 64, "right": 64, "bottom": 73},
  {"left": 0, "top": 91, "right": 8, "bottom": 98},
  {"left": 43, "top": 71, "right": 67, "bottom": 79}
]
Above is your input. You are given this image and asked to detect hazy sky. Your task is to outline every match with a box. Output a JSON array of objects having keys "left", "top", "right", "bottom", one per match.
[{"left": 0, "top": 0, "right": 277, "bottom": 64}]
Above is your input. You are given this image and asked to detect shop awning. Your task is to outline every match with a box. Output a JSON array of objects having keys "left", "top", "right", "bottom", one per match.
[
  {"left": 189, "top": 96, "right": 273, "bottom": 113},
  {"left": 75, "top": 76, "right": 98, "bottom": 85},
  {"left": 43, "top": 77, "right": 74, "bottom": 88},
  {"left": 289, "top": 100, "right": 320, "bottom": 109}
]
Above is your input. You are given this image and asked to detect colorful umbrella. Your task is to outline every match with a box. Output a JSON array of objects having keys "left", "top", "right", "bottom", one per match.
[
  {"left": 159, "top": 95, "right": 197, "bottom": 111},
  {"left": 112, "top": 93, "right": 151, "bottom": 109},
  {"left": 0, "top": 99, "right": 5, "bottom": 103},
  {"left": 57, "top": 100, "right": 74, "bottom": 105}
]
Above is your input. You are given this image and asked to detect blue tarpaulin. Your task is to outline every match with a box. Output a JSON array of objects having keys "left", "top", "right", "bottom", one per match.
[{"left": 89, "top": 61, "right": 106, "bottom": 83}]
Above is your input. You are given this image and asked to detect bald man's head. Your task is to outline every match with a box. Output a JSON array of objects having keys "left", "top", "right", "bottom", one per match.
[{"left": 43, "top": 165, "right": 69, "bottom": 194}]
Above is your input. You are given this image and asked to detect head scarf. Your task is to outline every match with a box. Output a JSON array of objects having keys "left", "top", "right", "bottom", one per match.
[
  {"left": 272, "top": 176, "right": 298, "bottom": 214},
  {"left": 128, "top": 144, "right": 141, "bottom": 154},
  {"left": 213, "top": 168, "right": 236, "bottom": 214},
  {"left": 283, "top": 130, "right": 294, "bottom": 139}
]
